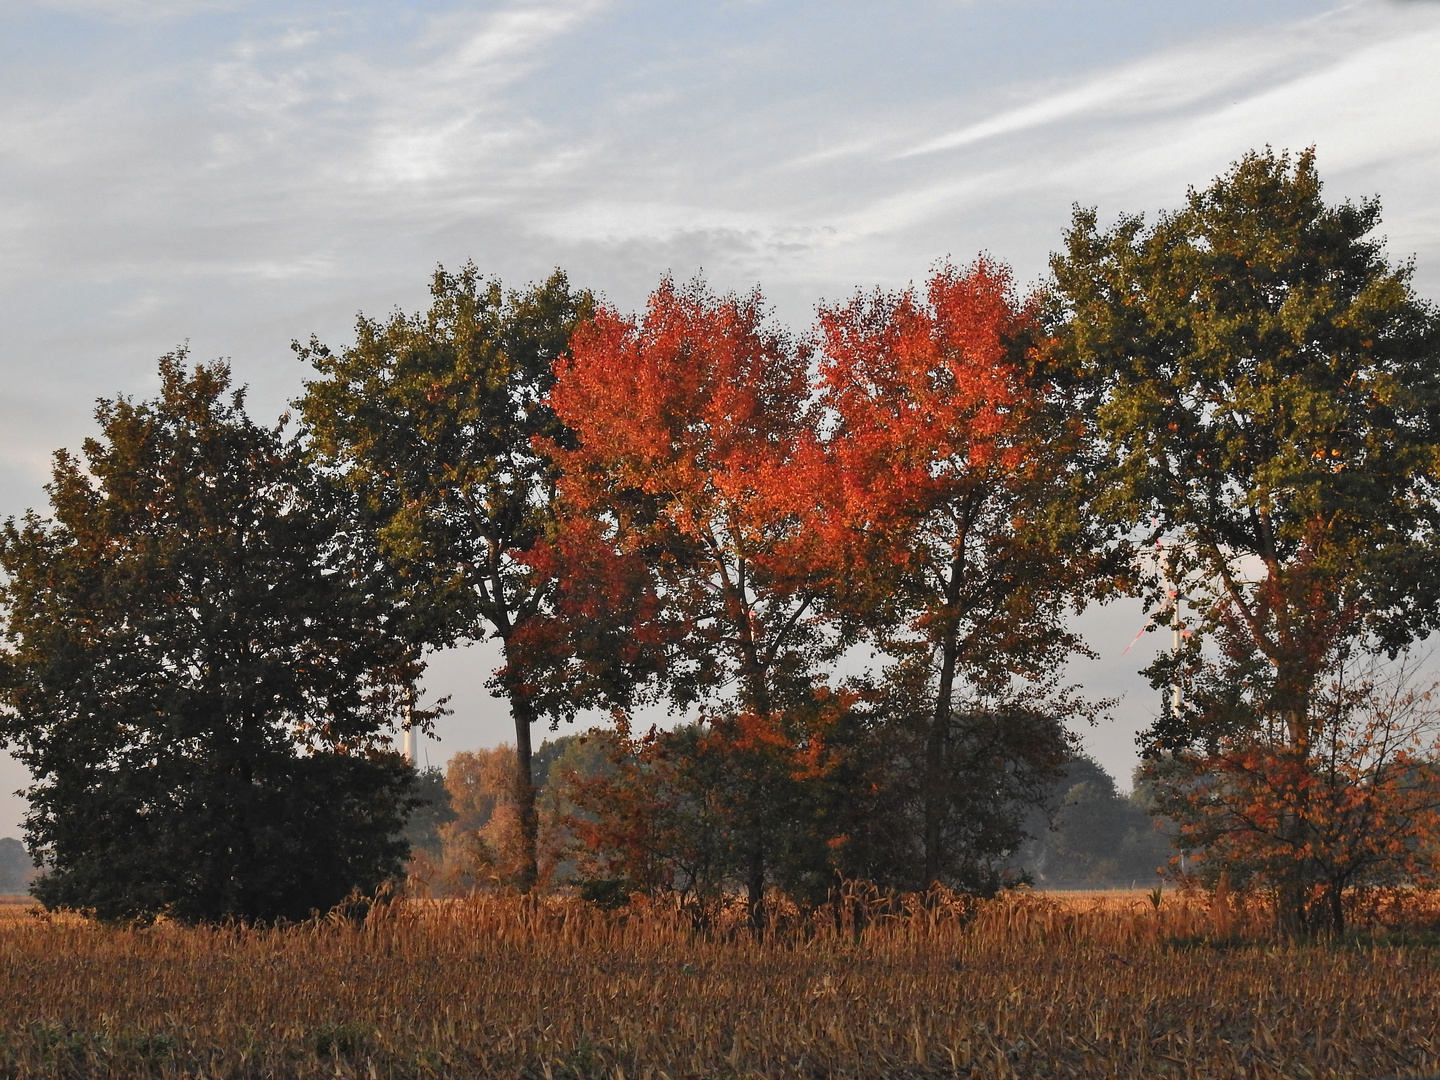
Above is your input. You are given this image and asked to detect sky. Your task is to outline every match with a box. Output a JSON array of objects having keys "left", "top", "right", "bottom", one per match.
[{"left": 2, "top": 0, "right": 1439, "bottom": 838}]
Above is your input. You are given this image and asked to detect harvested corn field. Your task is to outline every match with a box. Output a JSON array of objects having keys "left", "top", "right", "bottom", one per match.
[{"left": 1, "top": 891, "right": 1438, "bottom": 1079}]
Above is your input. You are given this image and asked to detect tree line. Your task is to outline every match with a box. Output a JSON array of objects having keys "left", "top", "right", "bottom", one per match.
[
  {"left": 2, "top": 148, "right": 1438, "bottom": 933},
  {"left": 401, "top": 741, "right": 1173, "bottom": 899}
]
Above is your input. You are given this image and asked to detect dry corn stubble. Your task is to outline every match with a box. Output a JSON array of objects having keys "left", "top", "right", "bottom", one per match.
[{"left": 1, "top": 891, "right": 1438, "bottom": 1079}]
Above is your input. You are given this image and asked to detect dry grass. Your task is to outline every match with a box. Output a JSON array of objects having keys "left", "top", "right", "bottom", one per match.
[{"left": 2, "top": 890, "right": 1438, "bottom": 1079}]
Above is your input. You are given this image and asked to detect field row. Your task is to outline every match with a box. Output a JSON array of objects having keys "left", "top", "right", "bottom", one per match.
[{"left": 2, "top": 892, "right": 1438, "bottom": 1079}]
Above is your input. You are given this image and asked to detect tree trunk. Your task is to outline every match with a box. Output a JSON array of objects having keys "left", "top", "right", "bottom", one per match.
[
  {"left": 747, "top": 849, "right": 766, "bottom": 940},
  {"left": 1276, "top": 875, "right": 1308, "bottom": 938},
  {"left": 1275, "top": 701, "right": 1312, "bottom": 937},
  {"left": 923, "top": 634, "right": 958, "bottom": 887},
  {"left": 924, "top": 551, "right": 966, "bottom": 887},
  {"left": 509, "top": 689, "right": 539, "bottom": 894}
]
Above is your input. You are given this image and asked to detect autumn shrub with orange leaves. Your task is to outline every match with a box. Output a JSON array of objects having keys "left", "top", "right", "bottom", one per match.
[{"left": 1146, "top": 657, "right": 1440, "bottom": 935}]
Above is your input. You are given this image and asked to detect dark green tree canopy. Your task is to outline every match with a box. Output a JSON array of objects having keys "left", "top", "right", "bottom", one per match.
[
  {"left": 297, "top": 265, "right": 592, "bottom": 656},
  {"left": 0, "top": 355, "right": 424, "bottom": 923},
  {"left": 1050, "top": 148, "right": 1440, "bottom": 748},
  {"left": 297, "top": 264, "right": 595, "bottom": 892}
]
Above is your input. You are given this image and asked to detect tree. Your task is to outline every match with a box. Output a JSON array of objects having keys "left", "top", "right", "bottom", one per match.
[
  {"left": 1145, "top": 658, "right": 1440, "bottom": 933},
  {"left": 547, "top": 277, "right": 843, "bottom": 926},
  {"left": 297, "top": 265, "right": 594, "bottom": 891},
  {"left": 404, "top": 736, "right": 611, "bottom": 896},
  {"left": 813, "top": 260, "right": 1109, "bottom": 887},
  {"left": 0, "top": 837, "right": 34, "bottom": 894},
  {"left": 1050, "top": 148, "right": 1440, "bottom": 932},
  {"left": 401, "top": 766, "right": 456, "bottom": 860},
  {"left": 0, "top": 356, "right": 424, "bottom": 923},
  {"left": 842, "top": 698, "right": 1073, "bottom": 893},
  {"left": 566, "top": 694, "right": 864, "bottom": 918},
  {"left": 1011, "top": 757, "right": 1173, "bottom": 890},
  {"left": 428, "top": 747, "right": 531, "bottom": 892}
]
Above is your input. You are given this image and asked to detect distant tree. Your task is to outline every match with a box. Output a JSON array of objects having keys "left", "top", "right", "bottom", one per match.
[
  {"left": 1012, "top": 757, "right": 1172, "bottom": 890},
  {"left": 429, "top": 747, "right": 530, "bottom": 891},
  {"left": 846, "top": 700, "right": 1073, "bottom": 894},
  {"left": 403, "top": 736, "right": 611, "bottom": 895},
  {"left": 547, "top": 278, "right": 845, "bottom": 928},
  {"left": 813, "top": 261, "right": 1111, "bottom": 887},
  {"left": 0, "top": 356, "right": 425, "bottom": 923},
  {"left": 402, "top": 767, "right": 456, "bottom": 859},
  {"left": 532, "top": 732, "right": 615, "bottom": 885},
  {"left": 532, "top": 731, "right": 609, "bottom": 791},
  {"left": 297, "top": 265, "right": 595, "bottom": 892},
  {"left": 1050, "top": 148, "right": 1440, "bottom": 933},
  {"left": 0, "top": 837, "right": 33, "bottom": 894}
]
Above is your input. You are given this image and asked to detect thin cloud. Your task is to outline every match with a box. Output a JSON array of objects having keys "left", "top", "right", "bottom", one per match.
[
  {"left": 891, "top": 3, "right": 1407, "bottom": 163},
  {"left": 27, "top": 0, "right": 243, "bottom": 20}
]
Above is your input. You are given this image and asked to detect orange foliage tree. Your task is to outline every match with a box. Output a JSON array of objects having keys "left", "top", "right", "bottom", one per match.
[
  {"left": 811, "top": 260, "right": 1113, "bottom": 888},
  {"left": 546, "top": 278, "right": 852, "bottom": 925}
]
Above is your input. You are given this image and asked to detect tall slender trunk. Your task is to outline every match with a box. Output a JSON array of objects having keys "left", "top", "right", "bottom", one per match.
[
  {"left": 731, "top": 568, "right": 773, "bottom": 938},
  {"left": 1274, "top": 694, "right": 1313, "bottom": 937},
  {"left": 924, "top": 551, "right": 966, "bottom": 886},
  {"left": 747, "top": 848, "right": 766, "bottom": 939},
  {"left": 924, "top": 633, "right": 959, "bottom": 886},
  {"left": 499, "top": 637, "right": 540, "bottom": 893},
  {"left": 511, "top": 696, "right": 539, "bottom": 893}
]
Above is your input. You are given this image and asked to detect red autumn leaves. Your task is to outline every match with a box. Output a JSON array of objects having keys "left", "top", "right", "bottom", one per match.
[
  {"left": 542, "top": 259, "right": 1075, "bottom": 726},
  {"left": 525, "top": 259, "right": 1094, "bottom": 909}
]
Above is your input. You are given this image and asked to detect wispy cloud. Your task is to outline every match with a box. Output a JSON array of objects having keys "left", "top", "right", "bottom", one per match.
[
  {"left": 790, "top": 2, "right": 1440, "bottom": 285},
  {"left": 28, "top": 0, "right": 243, "bottom": 20}
]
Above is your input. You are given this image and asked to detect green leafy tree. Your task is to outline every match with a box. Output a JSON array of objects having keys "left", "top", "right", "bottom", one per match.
[
  {"left": 402, "top": 767, "right": 456, "bottom": 859},
  {"left": 1050, "top": 148, "right": 1440, "bottom": 932},
  {"left": 1012, "top": 757, "right": 1173, "bottom": 890},
  {"left": 845, "top": 694, "right": 1074, "bottom": 894},
  {"left": 0, "top": 356, "right": 425, "bottom": 923},
  {"left": 297, "top": 265, "right": 594, "bottom": 891}
]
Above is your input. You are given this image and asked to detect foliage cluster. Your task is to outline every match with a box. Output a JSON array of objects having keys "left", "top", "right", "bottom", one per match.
[
  {"left": 0, "top": 838, "right": 35, "bottom": 895},
  {"left": 407, "top": 739, "right": 1174, "bottom": 898},
  {"left": 1009, "top": 757, "right": 1174, "bottom": 890},
  {"left": 0, "top": 358, "right": 427, "bottom": 923}
]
